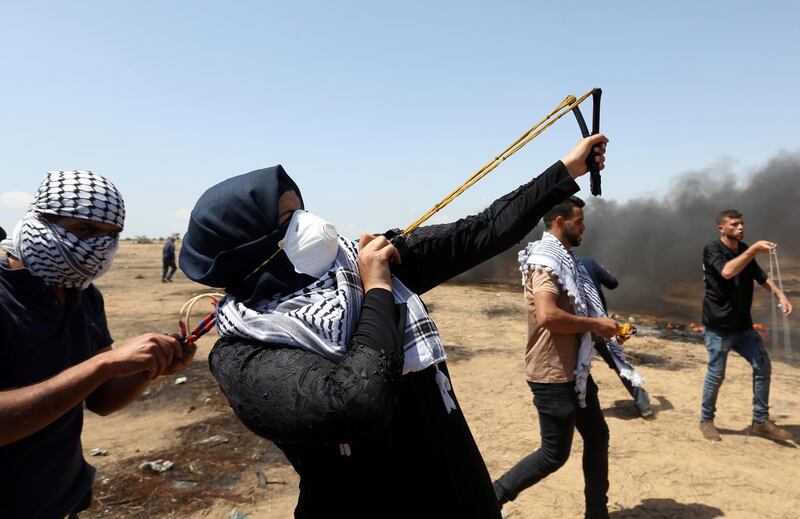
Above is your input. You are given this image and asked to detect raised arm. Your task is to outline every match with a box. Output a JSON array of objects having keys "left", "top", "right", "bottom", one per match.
[
  {"left": 717, "top": 240, "right": 774, "bottom": 279},
  {"left": 393, "top": 135, "right": 607, "bottom": 294}
]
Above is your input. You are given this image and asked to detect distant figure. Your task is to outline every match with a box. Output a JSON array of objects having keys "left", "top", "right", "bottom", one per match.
[
  {"left": 699, "top": 209, "right": 794, "bottom": 442},
  {"left": 578, "top": 255, "right": 653, "bottom": 418},
  {"left": 162, "top": 234, "right": 177, "bottom": 282},
  {"left": 0, "top": 171, "right": 194, "bottom": 518}
]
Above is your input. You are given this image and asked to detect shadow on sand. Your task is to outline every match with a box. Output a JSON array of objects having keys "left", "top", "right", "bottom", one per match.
[
  {"left": 623, "top": 351, "right": 692, "bottom": 371},
  {"left": 602, "top": 395, "right": 674, "bottom": 421},
  {"left": 444, "top": 344, "right": 509, "bottom": 362},
  {"left": 610, "top": 498, "right": 724, "bottom": 518},
  {"left": 715, "top": 423, "right": 798, "bottom": 448}
]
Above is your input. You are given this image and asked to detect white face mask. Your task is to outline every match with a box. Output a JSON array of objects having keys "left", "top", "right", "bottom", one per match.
[{"left": 280, "top": 210, "right": 339, "bottom": 278}]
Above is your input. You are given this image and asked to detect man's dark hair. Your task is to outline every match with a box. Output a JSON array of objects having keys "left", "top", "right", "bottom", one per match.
[
  {"left": 716, "top": 209, "right": 742, "bottom": 225},
  {"left": 543, "top": 196, "right": 585, "bottom": 229}
]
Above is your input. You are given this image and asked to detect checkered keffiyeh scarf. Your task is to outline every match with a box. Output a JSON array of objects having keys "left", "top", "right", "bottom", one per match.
[
  {"left": 216, "top": 237, "right": 447, "bottom": 375},
  {"left": 1, "top": 171, "right": 124, "bottom": 289},
  {"left": 32, "top": 170, "right": 125, "bottom": 228},
  {"left": 519, "top": 232, "right": 643, "bottom": 407}
]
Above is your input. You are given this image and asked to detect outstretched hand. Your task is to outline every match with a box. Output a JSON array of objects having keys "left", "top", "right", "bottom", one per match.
[
  {"left": 561, "top": 134, "right": 608, "bottom": 180},
  {"left": 750, "top": 240, "right": 777, "bottom": 254}
]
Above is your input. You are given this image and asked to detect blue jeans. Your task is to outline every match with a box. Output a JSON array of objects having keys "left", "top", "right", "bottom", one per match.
[{"left": 701, "top": 328, "right": 772, "bottom": 423}]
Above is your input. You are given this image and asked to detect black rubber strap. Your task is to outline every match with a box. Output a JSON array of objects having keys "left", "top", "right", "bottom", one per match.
[{"left": 572, "top": 106, "right": 590, "bottom": 138}]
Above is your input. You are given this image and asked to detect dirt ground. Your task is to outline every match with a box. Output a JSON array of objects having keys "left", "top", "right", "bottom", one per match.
[{"left": 81, "top": 241, "right": 800, "bottom": 519}]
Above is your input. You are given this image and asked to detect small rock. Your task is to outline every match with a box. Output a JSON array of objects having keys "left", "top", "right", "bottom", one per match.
[
  {"left": 139, "top": 459, "right": 174, "bottom": 473},
  {"left": 197, "top": 435, "right": 229, "bottom": 447},
  {"left": 171, "top": 480, "right": 198, "bottom": 490},
  {"left": 175, "top": 376, "right": 188, "bottom": 385},
  {"left": 627, "top": 315, "right": 638, "bottom": 323},
  {"left": 89, "top": 448, "right": 109, "bottom": 456},
  {"left": 187, "top": 405, "right": 196, "bottom": 413},
  {"left": 229, "top": 508, "right": 250, "bottom": 519},
  {"left": 256, "top": 469, "right": 267, "bottom": 488},
  {"left": 203, "top": 397, "right": 212, "bottom": 404}
]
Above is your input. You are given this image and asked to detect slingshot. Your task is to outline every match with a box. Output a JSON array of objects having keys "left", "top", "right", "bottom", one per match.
[
  {"left": 177, "top": 90, "right": 605, "bottom": 334},
  {"left": 178, "top": 292, "right": 224, "bottom": 344},
  {"left": 767, "top": 248, "right": 791, "bottom": 354},
  {"left": 399, "top": 88, "right": 604, "bottom": 239}
]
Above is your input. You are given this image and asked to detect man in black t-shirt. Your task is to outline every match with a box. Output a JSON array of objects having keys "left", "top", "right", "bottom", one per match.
[{"left": 699, "top": 209, "right": 793, "bottom": 442}]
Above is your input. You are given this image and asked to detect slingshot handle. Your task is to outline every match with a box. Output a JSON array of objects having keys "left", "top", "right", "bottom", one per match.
[{"left": 589, "top": 88, "right": 602, "bottom": 196}]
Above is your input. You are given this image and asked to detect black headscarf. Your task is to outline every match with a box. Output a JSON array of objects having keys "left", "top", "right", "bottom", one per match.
[{"left": 179, "top": 165, "right": 316, "bottom": 304}]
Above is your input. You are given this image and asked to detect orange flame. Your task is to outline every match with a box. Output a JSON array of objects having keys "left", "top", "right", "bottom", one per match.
[
  {"left": 753, "top": 323, "right": 769, "bottom": 340},
  {"left": 688, "top": 322, "right": 704, "bottom": 333}
]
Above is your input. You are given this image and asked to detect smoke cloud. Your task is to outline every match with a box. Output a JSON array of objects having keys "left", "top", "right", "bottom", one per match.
[{"left": 455, "top": 150, "right": 800, "bottom": 318}]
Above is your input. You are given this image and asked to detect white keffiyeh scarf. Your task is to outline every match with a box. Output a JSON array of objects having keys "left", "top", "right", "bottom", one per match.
[
  {"left": 216, "top": 237, "right": 456, "bottom": 412},
  {"left": 518, "top": 231, "right": 643, "bottom": 407}
]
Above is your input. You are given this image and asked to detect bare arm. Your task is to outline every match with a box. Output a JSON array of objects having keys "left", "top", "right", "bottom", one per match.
[
  {"left": 720, "top": 241, "right": 774, "bottom": 279},
  {"left": 534, "top": 291, "right": 618, "bottom": 339},
  {"left": 86, "top": 340, "right": 197, "bottom": 416},
  {"left": 761, "top": 277, "right": 793, "bottom": 316},
  {"left": 0, "top": 354, "right": 113, "bottom": 446},
  {"left": 0, "top": 333, "right": 188, "bottom": 446}
]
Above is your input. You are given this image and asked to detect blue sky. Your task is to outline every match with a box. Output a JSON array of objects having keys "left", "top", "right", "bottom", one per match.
[{"left": 1, "top": 1, "right": 798, "bottom": 239}]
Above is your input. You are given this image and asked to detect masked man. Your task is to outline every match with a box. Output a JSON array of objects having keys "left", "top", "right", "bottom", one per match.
[{"left": 0, "top": 171, "right": 195, "bottom": 518}]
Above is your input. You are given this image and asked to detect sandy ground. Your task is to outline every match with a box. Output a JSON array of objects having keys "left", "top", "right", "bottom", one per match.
[{"left": 80, "top": 241, "right": 800, "bottom": 519}]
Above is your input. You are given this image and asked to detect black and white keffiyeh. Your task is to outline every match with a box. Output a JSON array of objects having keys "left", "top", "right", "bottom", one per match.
[
  {"left": 1, "top": 171, "right": 124, "bottom": 289},
  {"left": 216, "top": 236, "right": 455, "bottom": 410},
  {"left": 33, "top": 170, "right": 125, "bottom": 228},
  {"left": 518, "top": 231, "right": 643, "bottom": 407}
]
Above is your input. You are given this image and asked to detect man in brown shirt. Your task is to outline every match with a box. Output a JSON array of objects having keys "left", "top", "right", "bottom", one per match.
[
  {"left": 493, "top": 196, "right": 618, "bottom": 519},
  {"left": 524, "top": 268, "right": 581, "bottom": 383}
]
